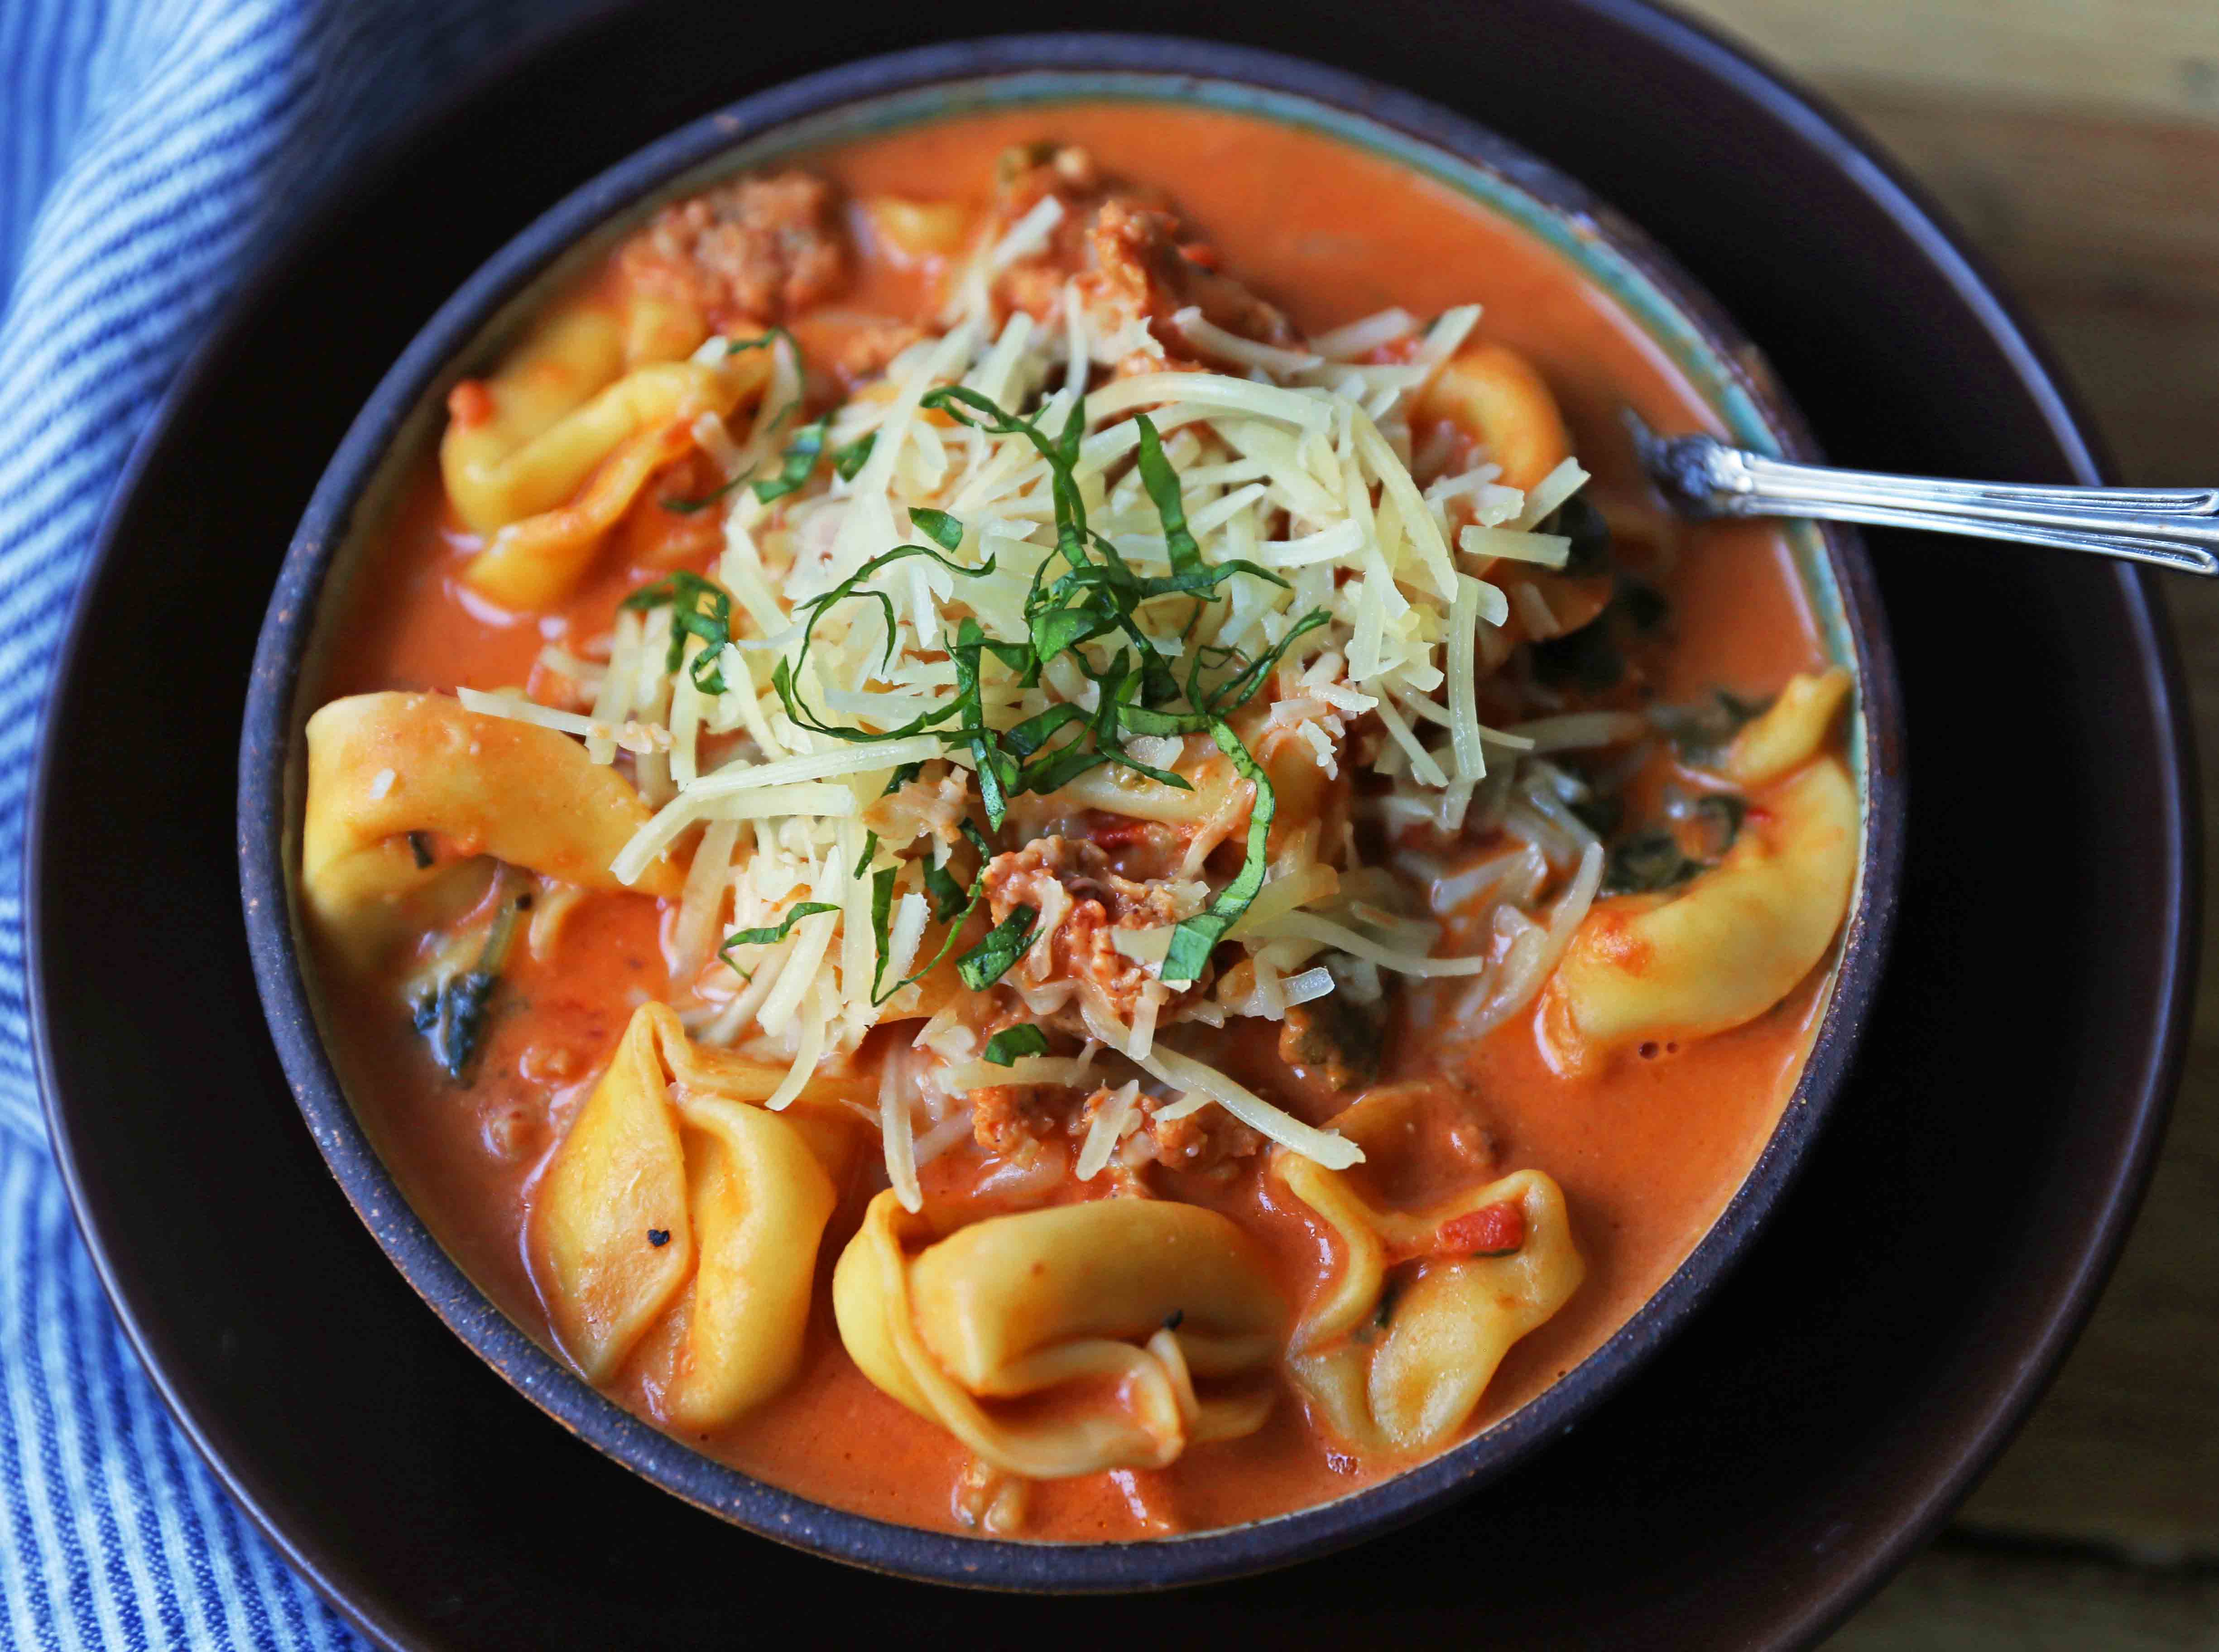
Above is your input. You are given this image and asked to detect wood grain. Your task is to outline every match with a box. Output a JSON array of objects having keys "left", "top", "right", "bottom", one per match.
[
  {"left": 1805, "top": 75, "right": 2219, "bottom": 1569},
  {"left": 1677, "top": 0, "right": 2219, "bottom": 128},
  {"left": 1830, "top": 1543, "right": 2219, "bottom": 1651},
  {"left": 1671, "top": 1, "right": 2219, "bottom": 1640}
]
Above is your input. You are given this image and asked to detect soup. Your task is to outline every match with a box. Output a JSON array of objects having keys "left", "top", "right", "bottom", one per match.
[{"left": 298, "top": 104, "right": 1856, "bottom": 1542}]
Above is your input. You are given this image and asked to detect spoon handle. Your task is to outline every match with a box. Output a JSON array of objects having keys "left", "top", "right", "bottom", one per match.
[{"left": 1636, "top": 428, "right": 2219, "bottom": 577}]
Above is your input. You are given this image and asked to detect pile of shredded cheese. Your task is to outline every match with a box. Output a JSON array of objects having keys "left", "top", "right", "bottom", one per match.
[{"left": 464, "top": 269, "right": 1619, "bottom": 1204}]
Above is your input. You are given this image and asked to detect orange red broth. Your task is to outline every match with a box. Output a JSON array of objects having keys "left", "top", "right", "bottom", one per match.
[{"left": 305, "top": 103, "right": 1835, "bottom": 1539}]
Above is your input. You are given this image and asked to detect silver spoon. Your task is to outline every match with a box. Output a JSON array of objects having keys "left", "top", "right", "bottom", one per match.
[{"left": 1624, "top": 411, "right": 2219, "bottom": 577}]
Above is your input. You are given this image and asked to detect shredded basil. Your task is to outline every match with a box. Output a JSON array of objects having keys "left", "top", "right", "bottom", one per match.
[
  {"left": 1601, "top": 830, "right": 1707, "bottom": 897},
  {"left": 1160, "top": 722, "right": 1275, "bottom": 985},
  {"left": 1620, "top": 575, "right": 1670, "bottom": 635},
  {"left": 411, "top": 892, "right": 524, "bottom": 1082},
  {"left": 958, "top": 904, "right": 1039, "bottom": 990},
  {"left": 832, "top": 431, "right": 875, "bottom": 481},
  {"left": 1540, "top": 494, "right": 1613, "bottom": 579},
  {"left": 662, "top": 474, "right": 746, "bottom": 515},
  {"left": 1531, "top": 617, "right": 1623, "bottom": 693},
  {"left": 921, "top": 853, "right": 969, "bottom": 922},
  {"left": 752, "top": 414, "right": 831, "bottom": 503},
  {"left": 717, "top": 902, "right": 839, "bottom": 967},
  {"left": 869, "top": 823, "right": 995, "bottom": 1005},
  {"left": 621, "top": 571, "right": 736, "bottom": 693},
  {"left": 648, "top": 383, "right": 1336, "bottom": 1013},
  {"left": 980, "top": 1025, "right": 1050, "bottom": 1065},
  {"left": 908, "top": 507, "right": 964, "bottom": 551},
  {"left": 772, "top": 543, "right": 1000, "bottom": 747},
  {"left": 726, "top": 327, "right": 797, "bottom": 358},
  {"left": 865, "top": 865, "right": 898, "bottom": 999},
  {"left": 1653, "top": 687, "right": 1771, "bottom": 763},
  {"left": 1568, "top": 795, "right": 1624, "bottom": 840},
  {"left": 1693, "top": 792, "right": 1747, "bottom": 851}
]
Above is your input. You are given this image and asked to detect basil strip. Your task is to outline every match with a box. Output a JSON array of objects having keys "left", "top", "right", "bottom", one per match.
[
  {"left": 1134, "top": 413, "right": 1203, "bottom": 578},
  {"left": 921, "top": 854, "right": 969, "bottom": 922},
  {"left": 865, "top": 866, "right": 899, "bottom": 999},
  {"left": 870, "top": 823, "right": 996, "bottom": 1006},
  {"left": 981, "top": 1025, "right": 1050, "bottom": 1065},
  {"left": 909, "top": 507, "right": 964, "bottom": 551},
  {"left": 726, "top": 327, "right": 797, "bottom": 358},
  {"left": 853, "top": 831, "right": 880, "bottom": 879},
  {"left": 1160, "top": 723, "right": 1276, "bottom": 985},
  {"left": 662, "top": 473, "right": 747, "bottom": 515},
  {"left": 832, "top": 431, "right": 876, "bottom": 480},
  {"left": 1002, "top": 701, "right": 1088, "bottom": 759},
  {"left": 751, "top": 414, "right": 831, "bottom": 503},
  {"left": 717, "top": 901, "right": 838, "bottom": 966},
  {"left": 957, "top": 903, "right": 1040, "bottom": 990},
  {"left": 621, "top": 571, "right": 735, "bottom": 693},
  {"left": 664, "top": 338, "right": 803, "bottom": 511},
  {"left": 411, "top": 892, "right": 524, "bottom": 1082},
  {"left": 772, "top": 543, "right": 998, "bottom": 744},
  {"left": 1201, "top": 608, "right": 1333, "bottom": 714}
]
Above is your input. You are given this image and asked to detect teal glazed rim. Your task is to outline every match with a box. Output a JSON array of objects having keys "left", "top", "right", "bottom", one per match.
[{"left": 240, "top": 35, "right": 1902, "bottom": 1592}]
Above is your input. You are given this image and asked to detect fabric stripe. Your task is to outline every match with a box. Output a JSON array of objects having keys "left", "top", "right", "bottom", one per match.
[{"left": 0, "top": 0, "right": 600, "bottom": 1642}]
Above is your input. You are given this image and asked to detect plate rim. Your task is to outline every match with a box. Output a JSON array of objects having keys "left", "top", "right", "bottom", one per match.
[
  {"left": 24, "top": 0, "right": 2196, "bottom": 1642},
  {"left": 234, "top": 31, "right": 1902, "bottom": 1592}
]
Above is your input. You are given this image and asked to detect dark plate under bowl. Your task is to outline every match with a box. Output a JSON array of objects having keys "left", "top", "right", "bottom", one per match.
[
  {"left": 29, "top": 0, "right": 2194, "bottom": 1643},
  {"left": 234, "top": 36, "right": 1900, "bottom": 1591}
]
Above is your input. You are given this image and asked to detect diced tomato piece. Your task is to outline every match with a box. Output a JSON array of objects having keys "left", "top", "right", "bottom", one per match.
[
  {"left": 446, "top": 379, "right": 495, "bottom": 427},
  {"left": 1079, "top": 809, "right": 1153, "bottom": 850},
  {"left": 1436, "top": 1200, "right": 1525, "bottom": 1257}
]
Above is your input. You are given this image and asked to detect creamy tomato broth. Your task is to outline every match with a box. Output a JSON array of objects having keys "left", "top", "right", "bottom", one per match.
[{"left": 301, "top": 105, "right": 1857, "bottom": 1541}]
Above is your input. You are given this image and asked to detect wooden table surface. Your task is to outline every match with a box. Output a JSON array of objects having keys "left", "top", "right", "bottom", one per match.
[{"left": 1674, "top": 4, "right": 2219, "bottom": 1642}]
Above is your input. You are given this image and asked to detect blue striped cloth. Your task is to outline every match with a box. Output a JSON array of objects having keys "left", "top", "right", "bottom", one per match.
[{"left": 0, "top": 3, "right": 597, "bottom": 1643}]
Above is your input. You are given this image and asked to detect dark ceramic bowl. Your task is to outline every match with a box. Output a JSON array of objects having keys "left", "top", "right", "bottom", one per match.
[{"left": 238, "top": 35, "right": 1902, "bottom": 1591}]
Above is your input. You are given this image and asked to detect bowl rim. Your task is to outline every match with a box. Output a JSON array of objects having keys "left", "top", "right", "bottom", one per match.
[{"left": 237, "top": 32, "right": 1904, "bottom": 1592}]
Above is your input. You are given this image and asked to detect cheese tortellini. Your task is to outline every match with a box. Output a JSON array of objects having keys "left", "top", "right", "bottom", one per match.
[
  {"left": 531, "top": 1003, "right": 867, "bottom": 1430},
  {"left": 301, "top": 691, "right": 679, "bottom": 964},
  {"left": 1723, "top": 666, "right": 1853, "bottom": 788},
  {"left": 1413, "top": 338, "right": 1572, "bottom": 495},
  {"left": 1539, "top": 747, "right": 1859, "bottom": 1071},
  {"left": 440, "top": 296, "right": 772, "bottom": 609},
  {"left": 1274, "top": 1085, "right": 1584, "bottom": 1453},
  {"left": 833, "top": 1193, "right": 1288, "bottom": 1479}
]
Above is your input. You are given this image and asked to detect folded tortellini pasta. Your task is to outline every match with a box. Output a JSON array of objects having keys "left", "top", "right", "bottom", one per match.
[
  {"left": 301, "top": 691, "right": 680, "bottom": 965},
  {"left": 439, "top": 286, "right": 773, "bottom": 609},
  {"left": 531, "top": 1003, "right": 868, "bottom": 1431},
  {"left": 1722, "top": 667, "right": 1853, "bottom": 789},
  {"left": 1273, "top": 1085, "right": 1583, "bottom": 1454},
  {"left": 455, "top": 352, "right": 769, "bottom": 609},
  {"left": 833, "top": 1193, "right": 1288, "bottom": 1479},
  {"left": 1538, "top": 746, "right": 1859, "bottom": 1072},
  {"left": 1412, "top": 337, "right": 1571, "bottom": 495},
  {"left": 441, "top": 305, "right": 626, "bottom": 532}
]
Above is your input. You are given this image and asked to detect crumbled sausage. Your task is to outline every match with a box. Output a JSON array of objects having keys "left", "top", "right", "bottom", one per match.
[
  {"left": 969, "top": 1081, "right": 1063, "bottom": 1155},
  {"left": 1079, "top": 197, "right": 1295, "bottom": 352},
  {"left": 1144, "top": 1093, "right": 1263, "bottom": 1175},
  {"left": 980, "top": 836, "right": 1206, "bottom": 1024},
  {"left": 479, "top": 1095, "right": 543, "bottom": 1163},
  {"left": 1067, "top": 1086, "right": 1156, "bottom": 1197},
  {"left": 827, "top": 317, "right": 926, "bottom": 389},
  {"left": 618, "top": 172, "right": 848, "bottom": 328},
  {"left": 975, "top": 145, "right": 1292, "bottom": 368}
]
